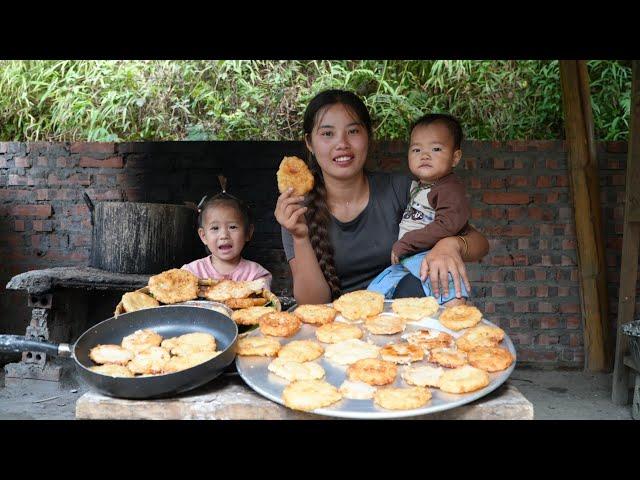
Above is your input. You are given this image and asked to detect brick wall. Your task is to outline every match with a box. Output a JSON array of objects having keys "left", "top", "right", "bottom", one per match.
[{"left": 0, "top": 140, "right": 630, "bottom": 367}]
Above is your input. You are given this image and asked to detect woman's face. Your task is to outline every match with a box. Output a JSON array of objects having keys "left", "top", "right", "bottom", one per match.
[{"left": 305, "top": 103, "right": 369, "bottom": 181}]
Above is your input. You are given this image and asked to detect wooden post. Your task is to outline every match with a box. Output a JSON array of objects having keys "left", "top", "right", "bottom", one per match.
[
  {"left": 612, "top": 60, "right": 640, "bottom": 404},
  {"left": 559, "top": 60, "right": 611, "bottom": 372}
]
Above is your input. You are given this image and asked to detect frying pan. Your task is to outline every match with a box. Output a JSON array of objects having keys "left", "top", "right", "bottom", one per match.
[{"left": 0, "top": 305, "right": 238, "bottom": 399}]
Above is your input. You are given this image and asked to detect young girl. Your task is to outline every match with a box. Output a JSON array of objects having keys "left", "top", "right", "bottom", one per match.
[{"left": 182, "top": 179, "right": 272, "bottom": 290}]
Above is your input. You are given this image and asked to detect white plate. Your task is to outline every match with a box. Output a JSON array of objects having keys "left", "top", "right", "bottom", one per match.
[{"left": 236, "top": 301, "right": 516, "bottom": 419}]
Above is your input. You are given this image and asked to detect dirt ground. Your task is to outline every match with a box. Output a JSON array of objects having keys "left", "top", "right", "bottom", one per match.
[{"left": 0, "top": 365, "right": 635, "bottom": 420}]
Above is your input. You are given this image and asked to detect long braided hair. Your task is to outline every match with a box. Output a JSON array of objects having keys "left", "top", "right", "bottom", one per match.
[{"left": 302, "top": 90, "right": 373, "bottom": 300}]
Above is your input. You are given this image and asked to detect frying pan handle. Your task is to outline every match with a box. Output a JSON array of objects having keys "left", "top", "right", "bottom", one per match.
[{"left": 0, "top": 335, "right": 70, "bottom": 357}]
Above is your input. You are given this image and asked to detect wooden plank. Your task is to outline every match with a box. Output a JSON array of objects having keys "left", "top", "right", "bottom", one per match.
[
  {"left": 559, "top": 60, "right": 611, "bottom": 372},
  {"left": 612, "top": 60, "right": 640, "bottom": 404},
  {"left": 626, "top": 61, "right": 640, "bottom": 222},
  {"left": 75, "top": 377, "right": 534, "bottom": 420}
]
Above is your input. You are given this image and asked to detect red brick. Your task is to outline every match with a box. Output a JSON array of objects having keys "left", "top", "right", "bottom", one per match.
[
  {"left": 469, "top": 178, "right": 481, "bottom": 189},
  {"left": 562, "top": 239, "right": 576, "bottom": 250},
  {"left": 558, "top": 286, "right": 570, "bottom": 297},
  {"left": 545, "top": 159, "right": 560, "bottom": 169},
  {"left": 538, "top": 334, "right": 559, "bottom": 345},
  {"left": 611, "top": 174, "right": 625, "bottom": 186},
  {"left": 79, "top": 156, "right": 124, "bottom": 168},
  {"left": 483, "top": 192, "right": 530, "bottom": 205},
  {"left": 606, "top": 142, "right": 627, "bottom": 153},
  {"left": 490, "top": 207, "right": 504, "bottom": 219},
  {"left": 37, "top": 156, "right": 48, "bottom": 167},
  {"left": 509, "top": 176, "right": 528, "bottom": 187},
  {"left": 56, "top": 157, "right": 76, "bottom": 168},
  {"left": 492, "top": 285, "right": 506, "bottom": 297},
  {"left": 561, "top": 256, "right": 575, "bottom": 266},
  {"left": 511, "top": 333, "right": 532, "bottom": 345},
  {"left": 515, "top": 270, "right": 526, "bottom": 282},
  {"left": 536, "top": 176, "right": 551, "bottom": 188},
  {"left": 483, "top": 225, "right": 532, "bottom": 237},
  {"left": 463, "top": 157, "right": 477, "bottom": 169},
  {"left": 514, "top": 159, "right": 525, "bottom": 169},
  {"left": 0, "top": 189, "right": 31, "bottom": 201},
  {"left": 513, "top": 254, "right": 528, "bottom": 266},
  {"left": 555, "top": 175, "right": 569, "bottom": 187},
  {"left": 8, "top": 174, "right": 28, "bottom": 186},
  {"left": 537, "top": 285, "right": 549, "bottom": 297},
  {"left": 70, "top": 142, "right": 115, "bottom": 154},
  {"left": 33, "top": 220, "right": 53, "bottom": 232},
  {"left": 569, "top": 333, "right": 582, "bottom": 347},
  {"left": 538, "top": 302, "right": 554, "bottom": 313},
  {"left": 540, "top": 317, "right": 559, "bottom": 329},
  {"left": 547, "top": 192, "right": 560, "bottom": 203},
  {"left": 14, "top": 220, "right": 25, "bottom": 231},
  {"left": 514, "top": 302, "right": 529, "bottom": 313},
  {"left": 84, "top": 189, "right": 123, "bottom": 201},
  {"left": 534, "top": 270, "right": 547, "bottom": 281},
  {"left": 471, "top": 208, "right": 483, "bottom": 219},
  {"left": 490, "top": 256, "right": 514, "bottom": 266},
  {"left": 14, "top": 156, "right": 31, "bottom": 168},
  {"left": 70, "top": 234, "right": 91, "bottom": 247},
  {"left": 507, "top": 141, "right": 529, "bottom": 152},
  {"left": 516, "top": 286, "right": 531, "bottom": 296},
  {"left": 489, "top": 178, "right": 505, "bottom": 189},
  {"left": 8, "top": 204, "right": 52, "bottom": 217},
  {"left": 493, "top": 158, "right": 506, "bottom": 169},
  {"left": 506, "top": 207, "right": 525, "bottom": 220},
  {"left": 484, "top": 302, "right": 496, "bottom": 314},
  {"left": 567, "top": 316, "right": 580, "bottom": 329},
  {"left": 31, "top": 235, "right": 43, "bottom": 249},
  {"left": 560, "top": 303, "right": 580, "bottom": 314},
  {"left": 47, "top": 173, "right": 91, "bottom": 186}
]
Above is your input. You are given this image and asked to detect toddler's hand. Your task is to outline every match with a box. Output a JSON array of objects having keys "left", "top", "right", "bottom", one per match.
[{"left": 391, "top": 251, "right": 400, "bottom": 265}]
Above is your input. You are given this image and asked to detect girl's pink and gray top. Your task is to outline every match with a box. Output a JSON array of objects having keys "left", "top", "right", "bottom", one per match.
[{"left": 181, "top": 256, "right": 272, "bottom": 290}]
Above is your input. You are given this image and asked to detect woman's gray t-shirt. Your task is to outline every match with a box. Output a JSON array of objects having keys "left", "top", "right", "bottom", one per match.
[{"left": 281, "top": 171, "right": 412, "bottom": 293}]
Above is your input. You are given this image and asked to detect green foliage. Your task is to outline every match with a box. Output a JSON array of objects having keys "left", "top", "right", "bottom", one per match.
[{"left": 0, "top": 60, "right": 632, "bottom": 141}]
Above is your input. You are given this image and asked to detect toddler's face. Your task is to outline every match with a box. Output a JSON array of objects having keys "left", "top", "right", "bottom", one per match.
[
  {"left": 408, "top": 122, "right": 462, "bottom": 183},
  {"left": 198, "top": 204, "right": 251, "bottom": 263}
]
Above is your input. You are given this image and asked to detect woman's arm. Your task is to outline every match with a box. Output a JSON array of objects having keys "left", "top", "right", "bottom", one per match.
[
  {"left": 289, "top": 238, "right": 332, "bottom": 304},
  {"left": 461, "top": 225, "right": 490, "bottom": 262},
  {"left": 419, "top": 225, "right": 489, "bottom": 298},
  {"left": 275, "top": 188, "right": 332, "bottom": 304}
]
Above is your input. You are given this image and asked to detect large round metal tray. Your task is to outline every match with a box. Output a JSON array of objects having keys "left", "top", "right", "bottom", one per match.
[{"left": 236, "top": 301, "right": 516, "bottom": 419}]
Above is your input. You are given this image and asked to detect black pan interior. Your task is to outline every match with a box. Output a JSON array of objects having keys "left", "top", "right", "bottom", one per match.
[{"left": 73, "top": 305, "right": 238, "bottom": 399}]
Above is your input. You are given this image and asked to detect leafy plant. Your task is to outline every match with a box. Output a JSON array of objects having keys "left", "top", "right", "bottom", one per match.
[{"left": 0, "top": 60, "right": 632, "bottom": 141}]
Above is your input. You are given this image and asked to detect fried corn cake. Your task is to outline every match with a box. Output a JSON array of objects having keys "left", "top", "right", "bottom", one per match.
[
  {"left": 276, "top": 156, "right": 315, "bottom": 196},
  {"left": 332, "top": 290, "right": 384, "bottom": 321},
  {"left": 391, "top": 296, "right": 439, "bottom": 321},
  {"left": 148, "top": 268, "right": 199, "bottom": 304}
]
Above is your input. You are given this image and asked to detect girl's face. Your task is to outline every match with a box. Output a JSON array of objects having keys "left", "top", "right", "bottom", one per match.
[
  {"left": 305, "top": 103, "right": 369, "bottom": 182},
  {"left": 198, "top": 204, "right": 253, "bottom": 264}
]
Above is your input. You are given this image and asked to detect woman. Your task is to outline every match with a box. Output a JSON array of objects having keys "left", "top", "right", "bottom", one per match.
[{"left": 275, "top": 90, "right": 489, "bottom": 304}]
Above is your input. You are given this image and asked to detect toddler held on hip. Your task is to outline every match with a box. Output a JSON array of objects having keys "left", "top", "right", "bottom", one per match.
[
  {"left": 368, "top": 114, "right": 470, "bottom": 304},
  {"left": 182, "top": 176, "right": 272, "bottom": 290}
]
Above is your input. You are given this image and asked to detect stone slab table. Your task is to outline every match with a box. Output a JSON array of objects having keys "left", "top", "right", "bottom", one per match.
[{"left": 76, "top": 376, "right": 534, "bottom": 420}]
